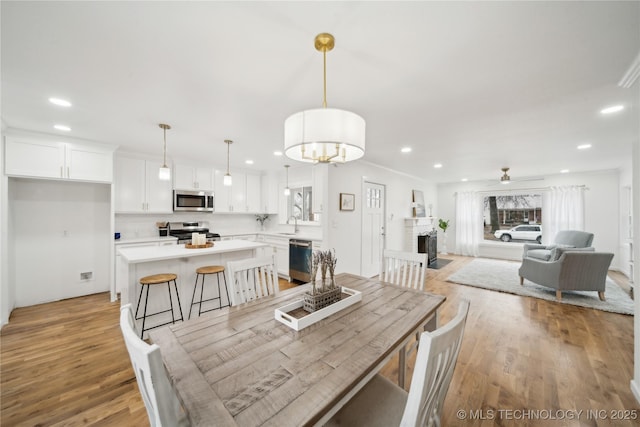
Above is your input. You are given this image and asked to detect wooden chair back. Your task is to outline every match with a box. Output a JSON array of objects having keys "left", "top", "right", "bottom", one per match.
[
  {"left": 226, "top": 254, "right": 279, "bottom": 305},
  {"left": 380, "top": 249, "right": 427, "bottom": 290},
  {"left": 119, "top": 304, "right": 186, "bottom": 427},
  {"left": 402, "top": 300, "right": 470, "bottom": 427}
]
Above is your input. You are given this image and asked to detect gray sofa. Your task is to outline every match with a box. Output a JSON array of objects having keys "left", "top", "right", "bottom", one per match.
[
  {"left": 522, "top": 230, "right": 594, "bottom": 262},
  {"left": 519, "top": 249, "right": 614, "bottom": 301}
]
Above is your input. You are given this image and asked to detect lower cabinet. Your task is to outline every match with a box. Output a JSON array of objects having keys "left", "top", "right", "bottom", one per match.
[{"left": 259, "top": 235, "right": 290, "bottom": 279}]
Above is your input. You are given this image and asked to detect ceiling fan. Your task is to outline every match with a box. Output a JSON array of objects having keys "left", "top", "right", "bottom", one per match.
[{"left": 497, "top": 167, "right": 544, "bottom": 185}]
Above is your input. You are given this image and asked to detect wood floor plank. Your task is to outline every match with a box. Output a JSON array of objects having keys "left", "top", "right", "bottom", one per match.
[{"left": 1, "top": 257, "right": 637, "bottom": 426}]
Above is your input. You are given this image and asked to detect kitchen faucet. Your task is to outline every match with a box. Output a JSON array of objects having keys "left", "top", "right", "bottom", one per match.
[{"left": 287, "top": 216, "right": 299, "bottom": 233}]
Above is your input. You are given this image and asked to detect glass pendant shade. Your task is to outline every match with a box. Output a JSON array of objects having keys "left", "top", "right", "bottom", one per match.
[
  {"left": 158, "top": 166, "right": 171, "bottom": 181},
  {"left": 284, "top": 187, "right": 291, "bottom": 196},
  {"left": 223, "top": 174, "right": 232, "bottom": 186}
]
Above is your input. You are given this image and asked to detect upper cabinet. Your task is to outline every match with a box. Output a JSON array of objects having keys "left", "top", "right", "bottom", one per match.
[
  {"left": 114, "top": 156, "right": 172, "bottom": 213},
  {"left": 5, "top": 136, "right": 113, "bottom": 183},
  {"left": 173, "top": 164, "right": 214, "bottom": 191},
  {"left": 213, "top": 169, "right": 262, "bottom": 213}
]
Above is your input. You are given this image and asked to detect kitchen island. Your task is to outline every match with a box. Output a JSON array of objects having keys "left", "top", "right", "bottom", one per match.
[{"left": 117, "top": 240, "right": 270, "bottom": 336}]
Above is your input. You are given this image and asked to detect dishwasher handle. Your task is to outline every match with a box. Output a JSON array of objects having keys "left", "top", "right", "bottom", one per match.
[{"left": 290, "top": 239, "right": 312, "bottom": 247}]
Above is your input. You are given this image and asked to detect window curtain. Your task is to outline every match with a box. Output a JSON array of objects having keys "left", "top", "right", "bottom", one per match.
[
  {"left": 455, "top": 191, "right": 483, "bottom": 256},
  {"left": 542, "top": 186, "right": 585, "bottom": 244}
]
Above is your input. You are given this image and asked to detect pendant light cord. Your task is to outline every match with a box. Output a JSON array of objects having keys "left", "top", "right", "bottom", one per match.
[
  {"left": 162, "top": 127, "right": 167, "bottom": 167},
  {"left": 322, "top": 49, "right": 327, "bottom": 108}
]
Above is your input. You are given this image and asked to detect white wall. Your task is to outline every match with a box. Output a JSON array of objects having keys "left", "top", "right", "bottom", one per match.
[
  {"left": 0, "top": 132, "right": 12, "bottom": 326},
  {"left": 631, "top": 138, "right": 640, "bottom": 405},
  {"left": 325, "top": 161, "right": 437, "bottom": 275},
  {"left": 10, "top": 178, "right": 111, "bottom": 307},
  {"left": 437, "top": 169, "right": 622, "bottom": 265}
]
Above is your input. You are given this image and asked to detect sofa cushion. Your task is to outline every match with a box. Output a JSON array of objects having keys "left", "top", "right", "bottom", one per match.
[
  {"left": 527, "top": 249, "right": 552, "bottom": 261},
  {"left": 550, "top": 244, "right": 575, "bottom": 261}
]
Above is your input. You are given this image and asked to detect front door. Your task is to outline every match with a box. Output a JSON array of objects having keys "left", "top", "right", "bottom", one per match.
[{"left": 361, "top": 182, "right": 385, "bottom": 277}]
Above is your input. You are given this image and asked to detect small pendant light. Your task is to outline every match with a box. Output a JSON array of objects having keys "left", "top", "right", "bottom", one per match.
[
  {"left": 224, "top": 139, "right": 233, "bottom": 186},
  {"left": 284, "top": 165, "right": 291, "bottom": 196},
  {"left": 158, "top": 124, "right": 171, "bottom": 181}
]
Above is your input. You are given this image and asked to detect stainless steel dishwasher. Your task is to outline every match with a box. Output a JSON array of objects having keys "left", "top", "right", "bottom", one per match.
[{"left": 289, "top": 239, "right": 312, "bottom": 282}]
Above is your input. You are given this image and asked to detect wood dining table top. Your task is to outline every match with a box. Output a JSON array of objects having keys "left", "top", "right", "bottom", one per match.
[{"left": 149, "top": 272, "right": 446, "bottom": 427}]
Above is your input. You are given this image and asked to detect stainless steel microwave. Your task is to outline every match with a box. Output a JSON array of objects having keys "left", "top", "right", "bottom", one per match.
[{"left": 173, "top": 190, "right": 214, "bottom": 212}]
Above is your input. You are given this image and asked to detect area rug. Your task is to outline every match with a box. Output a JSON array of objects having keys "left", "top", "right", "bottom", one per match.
[{"left": 446, "top": 258, "right": 635, "bottom": 315}]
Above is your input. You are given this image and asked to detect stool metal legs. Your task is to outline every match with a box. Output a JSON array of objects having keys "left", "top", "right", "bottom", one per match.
[
  {"left": 135, "top": 279, "right": 184, "bottom": 339},
  {"left": 189, "top": 272, "right": 231, "bottom": 319}
]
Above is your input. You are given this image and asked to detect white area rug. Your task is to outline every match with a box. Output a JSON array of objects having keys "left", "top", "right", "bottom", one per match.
[{"left": 446, "top": 258, "right": 635, "bottom": 315}]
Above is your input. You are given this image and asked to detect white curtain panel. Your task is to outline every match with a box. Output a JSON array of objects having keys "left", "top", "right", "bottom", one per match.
[
  {"left": 455, "top": 191, "right": 483, "bottom": 256},
  {"left": 542, "top": 186, "right": 585, "bottom": 244}
]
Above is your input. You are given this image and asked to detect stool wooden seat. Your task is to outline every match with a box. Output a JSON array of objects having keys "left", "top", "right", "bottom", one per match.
[
  {"left": 140, "top": 273, "right": 178, "bottom": 285},
  {"left": 195, "top": 266, "right": 224, "bottom": 275},
  {"left": 189, "top": 265, "right": 230, "bottom": 319},
  {"left": 135, "top": 273, "right": 183, "bottom": 339}
]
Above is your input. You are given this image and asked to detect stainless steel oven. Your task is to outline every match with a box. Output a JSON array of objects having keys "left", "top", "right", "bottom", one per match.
[
  {"left": 173, "top": 190, "right": 214, "bottom": 212},
  {"left": 289, "top": 239, "right": 312, "bottom": 282}
]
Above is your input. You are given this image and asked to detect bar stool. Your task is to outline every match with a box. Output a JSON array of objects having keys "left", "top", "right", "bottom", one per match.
[
  {"left": 189, "top": 265, "right": 230, "bottom": 319},
  {"left": 135, "top": 273, "right": 184, "bottom": 339}
]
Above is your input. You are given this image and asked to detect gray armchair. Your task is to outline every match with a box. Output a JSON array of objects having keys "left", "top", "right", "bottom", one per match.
[
  {"left": 518, "top": 249, "right": 614, "bottom": 301},
  {"left": 522, "top": 230, "right": 594, "bottom": 262}
]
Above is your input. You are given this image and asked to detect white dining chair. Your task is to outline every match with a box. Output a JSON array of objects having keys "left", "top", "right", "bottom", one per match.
[
  {"left": 119, "top": 304, "right": 189, "bottom": 427},
  {"left": 381, "top": 249, "right": 427, "bottom": 290},
  {"left": 326, "top": 300, "right": 469, "bottom": 427},
  {"left": 226, "top": 254, "right": 279, "bottom": 305}
]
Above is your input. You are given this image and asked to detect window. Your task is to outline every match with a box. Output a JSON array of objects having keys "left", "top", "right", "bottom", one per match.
[{"left": 483, "top": 194, "right": 543, "bottom": 243}]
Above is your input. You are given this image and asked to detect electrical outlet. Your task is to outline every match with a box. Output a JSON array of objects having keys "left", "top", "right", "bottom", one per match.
[{"left": 80, "top": 272, "right": 93, "bottom": 281}]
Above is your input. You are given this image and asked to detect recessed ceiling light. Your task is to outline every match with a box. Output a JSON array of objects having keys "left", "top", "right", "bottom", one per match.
[
  {"left": 273, "top": 151, "right": 283, "bottom": 156},
  {"left": 54, "top": 124, "right": 71, "bottom": 131},
  {"left": 560, "top": 169, "right": 569, "bottom": 173},
  {"left": 49, "top": 97, "right": 72, "bottom": 107},
  {"left": 245, "top": 160, "right": 254, "bottom": 165},
  {"left": 401, "top": 147, "right": 412, "bottom": 153},
  {"left": 433, "top": 163, "right": 442, "bottom": 168},
  {"left": 600, "top": 105, "right": 624, "bottom": 114},
  {"left": 577, "top": 144, "right": 592, "bottom": 150},
  {"left": 461, "top": 178, "right": 468, "bottom": 182}
]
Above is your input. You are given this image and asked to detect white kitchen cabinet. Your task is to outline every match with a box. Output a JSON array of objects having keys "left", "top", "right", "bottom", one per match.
[
  {"left": 214, "top": 170, "right": 260, "bottom": 213},
  {"left": 246, "top": 174, "right": 262, "bottom": 212},
  {"left": 214, "top": 169, "right": 231, "bottom": 212},
  {"left": 231, "top": 173, "right": 247, "bottom": 212},
  {"left": 5, "top": 137, "right": 113, "bottom": 183},
  {"left": 115, "top": 156, "right": 172, "bottom": 213},
  {"left": 261, "top": 171, "right": 280, "bottom": 214},
  {"left": 173, "top": 164, "right": 214, "bottom": 191},
  {"left": 261, "top": 235, "right": 290, "bottom": 279}
]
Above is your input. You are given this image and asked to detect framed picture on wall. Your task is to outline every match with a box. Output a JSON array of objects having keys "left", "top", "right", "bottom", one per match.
[{"left": 340, "top": 193, "right": 355, "bottom": 211}]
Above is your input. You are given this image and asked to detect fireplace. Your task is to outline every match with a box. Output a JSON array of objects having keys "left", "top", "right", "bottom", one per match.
[{"left": 418, "top": 231, "right": 438, "bottom": 265}]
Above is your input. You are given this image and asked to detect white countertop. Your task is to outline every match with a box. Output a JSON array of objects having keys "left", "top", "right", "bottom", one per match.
[
  {"left": 118, "top": 239, "right": 268, "bottom": 263},
  {"left": 217, "top": 231, "right": 322, "bottom": 241},
  {"left": 114, "top": 236, "right": 178, "bottom": 245}
]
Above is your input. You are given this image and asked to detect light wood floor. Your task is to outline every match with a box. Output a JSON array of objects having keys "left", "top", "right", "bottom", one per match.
[{"left": 1, "top": 255, "right": 637, "bottom": 426}]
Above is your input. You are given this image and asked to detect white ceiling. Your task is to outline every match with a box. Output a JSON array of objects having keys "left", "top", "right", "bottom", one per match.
[{"left": 2, "top": 1, "right": 639, "bottom": 184}]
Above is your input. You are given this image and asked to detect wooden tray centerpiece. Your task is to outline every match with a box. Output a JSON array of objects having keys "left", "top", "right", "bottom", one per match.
[
  {"left": 276, "top": 249, "right": 362, "bottom": 331},
  {"left": 185, "top": 242, "right": 214, "bottom": 249}
]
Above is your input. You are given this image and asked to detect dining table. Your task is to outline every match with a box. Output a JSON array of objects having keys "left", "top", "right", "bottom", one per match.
[{"left": 149, "top": 272, "right": 446, "bottom": 427}]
